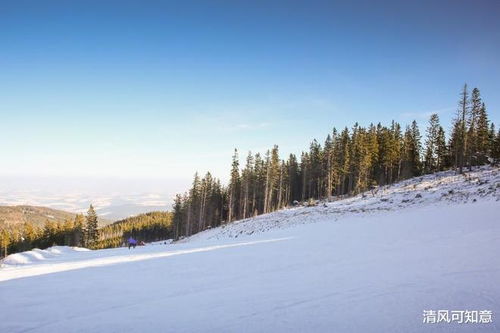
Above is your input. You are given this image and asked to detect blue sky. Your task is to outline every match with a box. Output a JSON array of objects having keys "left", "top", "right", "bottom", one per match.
[{"left": 1, "top": 0, "right": 499, "bottom": 187}]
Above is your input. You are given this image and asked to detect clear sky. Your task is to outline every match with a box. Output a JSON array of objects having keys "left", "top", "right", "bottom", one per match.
[{"left": 1, "top": 0, "right": 499, "bottom": 188}]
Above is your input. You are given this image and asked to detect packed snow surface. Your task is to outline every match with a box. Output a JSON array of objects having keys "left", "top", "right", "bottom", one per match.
[
  {"left": 1, "top": 246, "right": 89, "bottom": 266},
  {"left": 1, "top": 167, "right": 499, "bottom": 332}
]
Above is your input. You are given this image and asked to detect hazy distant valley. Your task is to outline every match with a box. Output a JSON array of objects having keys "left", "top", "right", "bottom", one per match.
[
  {"left": 0, "top": 175, "right": 189, "bottom": 222},
  {"left": 0, "top": 191, "right": 172, "bottom": 222}
]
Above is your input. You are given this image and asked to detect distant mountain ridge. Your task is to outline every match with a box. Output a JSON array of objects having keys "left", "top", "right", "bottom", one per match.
[
  {"left": 0, "top": 205, "right": 111, "bottom": 227},
  {"left": 0, "top": 190, "right": 173, "bottom": 221}
]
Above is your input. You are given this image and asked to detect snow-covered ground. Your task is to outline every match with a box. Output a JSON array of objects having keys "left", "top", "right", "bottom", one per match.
[{"left": 1, "top": 167, "right": 499, "bottom": 332}]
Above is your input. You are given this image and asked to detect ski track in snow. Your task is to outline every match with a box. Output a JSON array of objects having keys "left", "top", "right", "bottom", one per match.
[
  {"left": 1, "top": 166, "right": 499, "bottom": 333},
  {"left": 0, "top": 238, "right": 292, "bottom": 282}
]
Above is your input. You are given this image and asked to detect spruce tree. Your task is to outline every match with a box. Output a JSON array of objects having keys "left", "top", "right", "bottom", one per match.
[
  {"left": 73, "top": 214, "right": 85, "bottom": 247},
  {"left": 227, "top": 149, "right": 240, "bottom": 222},
  {"left": 492, "top": 128, "right": 500, "bottom": 164},
  {"left": 424, "top": 114, "right": 440, "bottom": 173},
  {"left": 402, "top": 121, "right": 421, "bottom": 178},
  {"left": 436, "top": 126, "right": 447, "bottom": 170},
  {"left": 410, "top": 120, "right": 422, "bottom": 175},
  {"left": 466, "top": 88, "right": 481, "bottom": 168},
  {"left": 475, "top": 103, "right": 490, "bottom": 164},
  {"left": 62, "top": 218, "right": 74, "bottom": 246},
  {"left": 337, "top": 128, "right": 350, "bottom": 194},
  {"left": 367, "top": 124, "right": 379, "bottom": 184},
  {"left": 308, "top": 140, "right": 323, "bottom": 198},
  {"left": 323, "top": 133, "right": 334, "bottom": 198},
  {"left": 43, "top": 220, "right": 57, "bottom": 247},
  {"left": 456, "top": 84, "right": 469, "bottom": 173},
  {"left": 0, "top": 229, "right": 10, "bottom": 257},
  {"left": 85, "top": 205, "right": 99, "bottom": 247},
  {"left": 287, "top": 153, "right": 300, "bottom": 203},
  {"left": 240, "top": 152, "right": 254, "bottom": 219},
  {"left": 173, "top": 194, "right": 184, "bottom": 240},
  {"left": 299, "top": 151, "right": 309, "bottom": 200}
]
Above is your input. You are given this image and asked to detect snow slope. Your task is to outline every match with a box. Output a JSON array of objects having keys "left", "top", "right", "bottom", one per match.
[
  {"left": 1, "top": 167, "right": 499, "bottom": 332},
  {"left": 0, "top": 246, "right": 90, "bottom": 266}
]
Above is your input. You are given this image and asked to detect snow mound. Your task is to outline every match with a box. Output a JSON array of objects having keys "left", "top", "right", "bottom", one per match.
[{"left": 1, "top": 246, "right": 89, "bottom": 267}]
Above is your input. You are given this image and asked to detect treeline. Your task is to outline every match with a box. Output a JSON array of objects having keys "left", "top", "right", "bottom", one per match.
[
  {"left": 173, "top": 85, "right": 500, "bottom": 239},
  {"left": 0, "top": 206, "right": 173, "bottom": 258},
  {"left": 0, "top": 205, "right": 98, "bottom": 258},
  {"left": 94, "top": 211, "right": 173, "bottom": 249}
]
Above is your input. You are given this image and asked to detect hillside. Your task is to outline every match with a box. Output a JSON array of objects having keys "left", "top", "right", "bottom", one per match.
[
  {"left": 0, "top": 205, "right": 111, "bottom": 228},
  {"left": 187, "top": 165, "right": 500, "bottom": 240},
  {"left": 1, "top": 166, "right": 499, "bottom": 332}
]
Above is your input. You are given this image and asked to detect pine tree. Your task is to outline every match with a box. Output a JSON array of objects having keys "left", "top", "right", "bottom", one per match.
[
  {"left": 22, "top": 222, "right": 38, "bottom": 247},
  {"left": 456, "top": 84, "right": 469, "bottom": 173},
  {"left": 359, "top": 128, "right": 374, "bottom": 191},
  {"left": 424, "top": 114, "right": 440, "bottom": 173},
  {"left": 323, "top": 133, "right": 334, "bottom": 199},
  {"left": 262, "top": 146, "right": 281, "bottom": 212},
  {"left": 253, "top": 152, "right": 266, "bottom": 215},
  {"left": 489, "top": 123, "right": 497, "bottom": 163},
  {"left": 466, "top": 88, "right": 481, "bottom": 168},
  {"left": 286, "top": 153, "right": 300, "bottom": 203},
  {"left": 367, "top": 124, "right": 380, "bottom": 183},
  {"left": 73, "top": 214, "right": 85, "bottom": 247},
  {"left": 410, "top": 120, "right": 422, "bottom": 175},
  {"left": 43, "top": 219, "right": 57, "bottom": 247},
  {"left": 186, "top": 172, "right": 201, "bottom": 235},
  {"left": 336, "top": 128, "right": 350, "bottom": 194},
  {"left": 392, "top": 121, "right": 404, "bottom": 182},
  {"left": 449, "top": 119, "right": 460, "bottom": 171},
  {"left": 436, "top": 126, "right": 447, "bottom": 170},
  {"left": 402, "top": 121, "right": 422, "bottom": 178},
  {"left": 227, "top": 149, "right": 240, "bottom": 222},
  {"left": 62, "top": 218, "right": 74, "bottom": 246},
  {"left": 475, "top": 103, "right": 490, "bottom": 165},
  {"left": 299, "top": 151, "right": 309, "bottom": 200},
  {"left": 173, "top": 194, "right": 184, "bottom": 240},
  {"left": 85, "top": 205, "right": 99, "bottom": 247},
  {"left": 240, "top": 152, "right": 254, "bottom": 219},
  {"left": 378, "top": 125, "right": 397, "bottom": 185},
  {"left": 492, "top": 128, "right": 500, "bottom": 164},
  {"left": 308, "top": 140, "right": 323, "bottom": 198},
  {"left": 0, "top": 228, "right": 10, "bottom": 258}
]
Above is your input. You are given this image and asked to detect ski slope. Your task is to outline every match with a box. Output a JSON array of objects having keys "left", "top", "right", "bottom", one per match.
[{"left": 1, "top": 167, "right": 499, "bottom": 332}]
